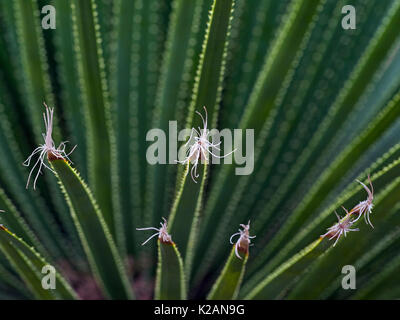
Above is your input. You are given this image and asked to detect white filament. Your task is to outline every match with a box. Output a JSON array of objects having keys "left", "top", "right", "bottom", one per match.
[
  {"left": 176, "top": 106, "right": 236, "bottom": 183},
  {"left": 23, "top": 104, "right": 76, "bottom": 190}
]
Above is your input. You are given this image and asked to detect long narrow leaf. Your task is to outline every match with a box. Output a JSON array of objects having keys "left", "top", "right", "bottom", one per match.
[
  {"left": 168, "top": 0, "right": 235, "bottom": 283},
  {"left": 207, "top": 245, "right": 248, "bottom": 300},
  {"left": 71, "top": 0, "right": 118, "bottom": 237},
  {"left": 155, "top": 240, "right": 186, "bottom": 300},
  {"left": 0, "top": 225, "right": 77, "bottom": 300},
  {"left": 50, "top": 158, "right": 134, "bottom": 299}
]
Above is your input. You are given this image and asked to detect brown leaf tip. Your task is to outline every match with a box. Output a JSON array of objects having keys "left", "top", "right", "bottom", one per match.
[
  {"left": 159, "top": 238, "right": 174, "bottom": 245},
  {"left": 136, "top": 217, "right": 173, "bottom": 246},
  {"left": 47, "top": 151, "right": 65, "bottom": 162},
  {"left": 230, "top": 221, "right": 256, "bottom": 259}
]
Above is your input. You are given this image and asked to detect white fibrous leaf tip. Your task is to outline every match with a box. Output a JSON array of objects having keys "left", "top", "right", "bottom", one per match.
[
  {"left": 229, "top": 221, "right": 256, "bottom": 259},
  {"left": 321, "top": 208, "right": 359, "bottom": 247},
  {"left": 322, "top": 175, "right": 375, "bottom": 247},
  {"left": 176, "top": 106, "right": 236, "bottom": 183},
  {"left": 136, "top": 217, "right": 173, "bottom": 245},
  {"left": 350, "top": 175, "right": 374, "bottom": 228},
  {"left": 23, "top": 103, "right": 76, "bottom": 190}
]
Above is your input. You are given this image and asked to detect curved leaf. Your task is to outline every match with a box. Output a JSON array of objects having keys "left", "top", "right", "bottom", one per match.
[
  {"left": 50, "top": 158, "right": 134, "bottom": 299},
  {"left": 71, "top": 0, "right": 118, "bottom": 237},
  {"left": 155, "top": 240, "right": 186, "bottom": 300},
  {"left": 207, "top": 245, "right": 248, "bottom": 300},
  {"left": 244, "top": 238, "right": 328, "bottom": 299},
  {"left": 0, "top": 225, "right": 77, "bottom": 300},
  {"left": 168, "top": 0, "right": 235, "bottom": 283}
]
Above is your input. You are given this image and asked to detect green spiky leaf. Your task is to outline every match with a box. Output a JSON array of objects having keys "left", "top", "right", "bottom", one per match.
[
  {"left": 155, "top": 240, "right": 186, "bottom": 300},
  {"left": 50, "top": 158, "right": 134, "bottom": 299},
  {"left": 0, "top": 225, "right": 77, "bottom": 300},
  {"left": 207, "top": 245, "right": 248, "bottom": 300}
]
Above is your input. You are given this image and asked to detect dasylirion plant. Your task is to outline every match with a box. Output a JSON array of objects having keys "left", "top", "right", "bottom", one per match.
[{"left": 0, "top": 0, "right": 400, "bottom": 300}]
